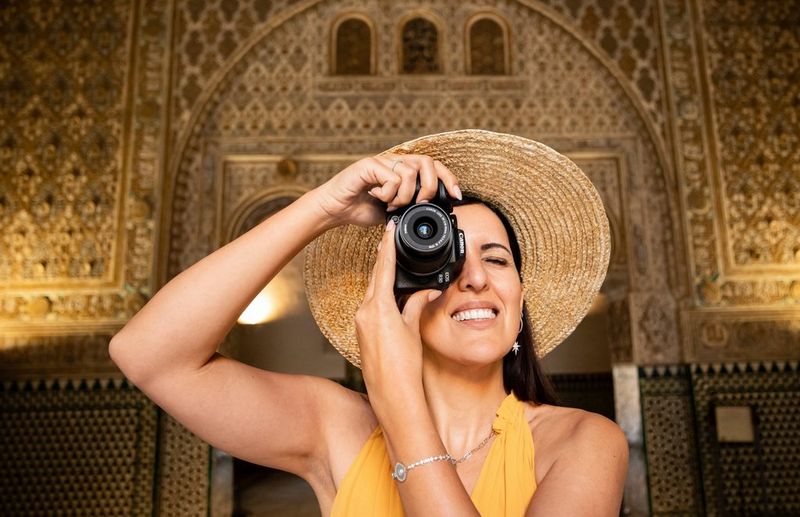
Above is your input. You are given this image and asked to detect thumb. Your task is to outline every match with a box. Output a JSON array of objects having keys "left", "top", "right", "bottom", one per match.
[{"left": 402, "top": 289, "right": 442, "bottom": 326}]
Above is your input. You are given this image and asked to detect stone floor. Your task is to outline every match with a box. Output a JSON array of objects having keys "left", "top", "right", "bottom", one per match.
[{"left": 234, "top": 461, "right": 321, "bottom": 517}]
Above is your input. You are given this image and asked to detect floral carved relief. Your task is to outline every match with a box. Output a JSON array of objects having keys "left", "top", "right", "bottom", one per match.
[
  {"left": 701, "top": 0, "right": 800, "bottom": 270},
  {"left": 662, "top": 0, "right": 799, "bottom": 360}
]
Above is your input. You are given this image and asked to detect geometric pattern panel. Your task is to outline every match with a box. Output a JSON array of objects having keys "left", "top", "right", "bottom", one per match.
[
  {"left": 0, "top": 0, "right": 169, "bottom": 335},
  {"left": 691, "top": 362, "right": 800, "bottom": 516},
  {"left": 639, "top": 365, "right": 704, "bottom": 516},
  {"left": 539, "top": 0, "right": 668, "bottom": 143},
  {"left": 171, "top": 0, "right": 279, "bottom": 142},
  {"left": 156, "top": 414, "right": 211, "bottom": 516},
  {"left": 0, "top": 378, "right": 157, "bottom": 516}
]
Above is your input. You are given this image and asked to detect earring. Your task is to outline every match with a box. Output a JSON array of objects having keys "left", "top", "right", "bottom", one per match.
[{"left": 511, "top": 316, "right": 524, "bottom": 356}]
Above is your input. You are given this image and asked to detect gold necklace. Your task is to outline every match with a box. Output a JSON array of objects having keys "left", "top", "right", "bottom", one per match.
[{"left": 452, "top": 428, "right": 497, "bottom": 465}]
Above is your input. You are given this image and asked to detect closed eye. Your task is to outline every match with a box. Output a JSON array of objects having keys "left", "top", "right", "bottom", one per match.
[{"left": 485, "top": 257, "right": 509, "bottom": 265}]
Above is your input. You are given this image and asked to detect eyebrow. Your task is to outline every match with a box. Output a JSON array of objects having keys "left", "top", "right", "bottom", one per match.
[{"left": 480, "top": 242, "right": 513, "bottom": 255}]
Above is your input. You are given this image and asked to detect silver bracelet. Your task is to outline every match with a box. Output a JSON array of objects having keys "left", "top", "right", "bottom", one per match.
[{"left": 391, "top": 454, "right": 455, "bottom": 482}]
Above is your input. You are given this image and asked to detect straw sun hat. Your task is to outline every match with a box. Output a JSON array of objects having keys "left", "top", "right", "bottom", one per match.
[{"left": 304, "top": 129, "right": 610, "bottom": 367}]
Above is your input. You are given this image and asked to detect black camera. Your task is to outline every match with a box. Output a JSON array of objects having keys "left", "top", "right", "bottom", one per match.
[{"left": 386, "top": 180, "right": 466, "bottom": 294}]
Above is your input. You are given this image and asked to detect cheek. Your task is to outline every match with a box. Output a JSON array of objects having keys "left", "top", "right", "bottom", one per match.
[
  {"left": 495, "top": 275, "right": 523, "bottom": 307},
  {"left": 419, "top": 301, "right": 449, "bottom": 340}
]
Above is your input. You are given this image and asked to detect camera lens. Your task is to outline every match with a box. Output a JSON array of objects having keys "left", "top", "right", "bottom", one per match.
[
  {"left": 395, "top": 204, "right": 453, "bottom": 275},
  {"left": 414, "top": 218, "right": 436, "bottom": 239}
]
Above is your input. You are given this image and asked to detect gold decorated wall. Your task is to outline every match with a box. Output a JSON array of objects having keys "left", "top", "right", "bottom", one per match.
[{"left": 1, "top": 0, "right": 798, "bottom": 514}]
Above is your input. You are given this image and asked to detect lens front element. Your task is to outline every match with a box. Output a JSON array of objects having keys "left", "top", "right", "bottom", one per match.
[{"left": 414, "top": 218, "right": 436, "bottom": 240}]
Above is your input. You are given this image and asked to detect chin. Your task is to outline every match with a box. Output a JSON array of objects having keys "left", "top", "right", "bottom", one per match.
[{"left": 427, "top": 340, "right": 507, "bottom": 368}]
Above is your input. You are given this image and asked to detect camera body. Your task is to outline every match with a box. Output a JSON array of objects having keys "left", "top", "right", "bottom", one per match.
[{"left": 386, "top": 180, "right": 466, "bottom": 294}]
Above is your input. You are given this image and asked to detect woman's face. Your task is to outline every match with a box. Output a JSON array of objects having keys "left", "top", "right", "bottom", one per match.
[{"left": 418, "top": 203, "right": 525, "bottom": 366}]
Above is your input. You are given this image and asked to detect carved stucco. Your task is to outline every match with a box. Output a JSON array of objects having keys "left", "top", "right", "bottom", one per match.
[
  {"left": 0, "top": 0, "right": 168, "bottom": 337},
  {"left": 1, "top": 1, "right": 130, "bottom": 287},
  {"left": 170, "top": 0, "right": 671, "bottom": 157},
  {"left": 699, "top": 1, "right": 799, "bottom": 271},
  {"left": 660, "top": 0, "right": 800, "bottom": 361}
]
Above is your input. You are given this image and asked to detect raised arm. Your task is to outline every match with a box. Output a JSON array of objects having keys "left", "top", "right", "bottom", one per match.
[
  {"left": 108, "top": 188, "right": 341, "bottom": 475},
  {"left": 108, "top": 154, "right": 461, "bottom": 479},
  {"left": 110, "top": 189, "right": 332, "bottom": 385}
]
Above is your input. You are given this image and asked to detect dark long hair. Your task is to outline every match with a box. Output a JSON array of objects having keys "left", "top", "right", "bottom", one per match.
[{"left": 458, "top": 197, "right": 560, "bottom": 406}]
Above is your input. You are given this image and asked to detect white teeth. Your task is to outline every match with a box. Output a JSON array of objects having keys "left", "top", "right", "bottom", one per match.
[{"left": 452, "top": 309, "right": 496, "bottom": 322}]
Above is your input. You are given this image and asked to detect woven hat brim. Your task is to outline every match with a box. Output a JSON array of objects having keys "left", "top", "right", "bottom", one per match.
[{"left": 305, "top": 129, "right": 610, "bottom": 368}]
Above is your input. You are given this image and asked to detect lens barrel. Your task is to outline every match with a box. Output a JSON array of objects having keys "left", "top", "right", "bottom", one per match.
[{"left": 395, "top": 203, "right": 453, "bottom": 275}]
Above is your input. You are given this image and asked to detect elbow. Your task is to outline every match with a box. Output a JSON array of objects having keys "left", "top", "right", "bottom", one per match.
[
  {"left": 108, "top": 332, "right": 132, "bottom": 377},
  {"left": 108, "top": 331, "right": 149, "bottom": 386}
]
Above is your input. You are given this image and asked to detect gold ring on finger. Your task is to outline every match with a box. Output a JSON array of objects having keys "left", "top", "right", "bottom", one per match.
[{"left": 391, "top": 159, "right": 404, "bottom": 173}]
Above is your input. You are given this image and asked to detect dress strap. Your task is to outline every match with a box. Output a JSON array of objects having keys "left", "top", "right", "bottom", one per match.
[
  {"left": 471, "top": 391, "right": 537, "bottom": 516},
  {"left": 491, "top": 391, "right": 526, "bottom": 434}
]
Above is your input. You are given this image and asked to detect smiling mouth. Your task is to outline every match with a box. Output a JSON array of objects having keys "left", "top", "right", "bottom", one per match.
[{"left": 451, "top": 308, "right": 497, "bottom": 322}]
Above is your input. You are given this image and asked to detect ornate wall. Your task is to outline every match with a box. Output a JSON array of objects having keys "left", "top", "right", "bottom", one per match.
[{"left": 1, "top": 0, "right": 797, "bottom": 514}]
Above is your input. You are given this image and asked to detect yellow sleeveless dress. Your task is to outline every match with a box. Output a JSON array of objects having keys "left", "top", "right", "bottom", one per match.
[{"left": 330, "top": 392, "right": 537, "bottom": 516}]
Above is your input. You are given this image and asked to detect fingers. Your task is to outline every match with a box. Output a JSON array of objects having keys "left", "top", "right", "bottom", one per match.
[
  {"left": 369, "top": 154, "right": 462, "bottom": 211},
  {"left": 364, "top": 220, "right": 397, "bottom": 301},
  {"left": 402, "top": 289, "right": 443, "bottom": 327},
  {"left": 361, "top": 221, "right": 443, "bottom": 337},
  {"left": 432, "top": 159, "right": 462, "bottom": 201},
  {"left": 365, "top": 157, "right": 407, "bottom": 209},
  {"left": 363, "top": 159, "right": 401, "bottom": 200},
  {"left": 388, "top": 160, "right": 418, "bottom": 212},
  {"left": 416, "top": 158, "right": 438, "bottom": 203}
]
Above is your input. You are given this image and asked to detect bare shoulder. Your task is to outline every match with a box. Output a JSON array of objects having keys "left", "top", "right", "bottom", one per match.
[
  {"left": 523, "top": 403, "right": 628, "bottom": 516},
  {"left": 562, "top": 408, "right": 628, "bottom": 470},
  {"left": 524, "top": 403, "right": 626, "bottom": 443},
  {"left": 524, "top": 403, "right": 628, "bottom": 483}
]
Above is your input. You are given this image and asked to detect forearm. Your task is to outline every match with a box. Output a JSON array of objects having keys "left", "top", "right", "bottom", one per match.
[
  {"left": 110, "top": 189, "right": 334, "bottom": 383},
  {"left": 377, "top": 389, "right": 480, "bottom": 517}
]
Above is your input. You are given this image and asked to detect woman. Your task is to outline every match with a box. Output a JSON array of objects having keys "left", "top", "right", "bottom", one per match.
[{"left": 110, "top": 130, "right": 628, "bottom": 516}]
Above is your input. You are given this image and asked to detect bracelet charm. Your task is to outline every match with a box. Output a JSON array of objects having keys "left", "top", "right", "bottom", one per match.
[
  {"left": 392, "top": 462, "right": 408, "bottom": 482},
  {"left": 391, "top": 454, "right": 455, "bottom": 483}
]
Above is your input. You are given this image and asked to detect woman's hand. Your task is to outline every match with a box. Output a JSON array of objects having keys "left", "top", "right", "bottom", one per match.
[
  {"left": 312, "top": 154, "right": 462, "bottom": 228},
  {"left": 354, "top": 219, "right": 443, "bottom": 406}
]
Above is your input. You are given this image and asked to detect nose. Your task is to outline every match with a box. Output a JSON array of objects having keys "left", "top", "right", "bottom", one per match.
[{"left": 455, "top": 253, "right": 488, "bottom": 292}]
